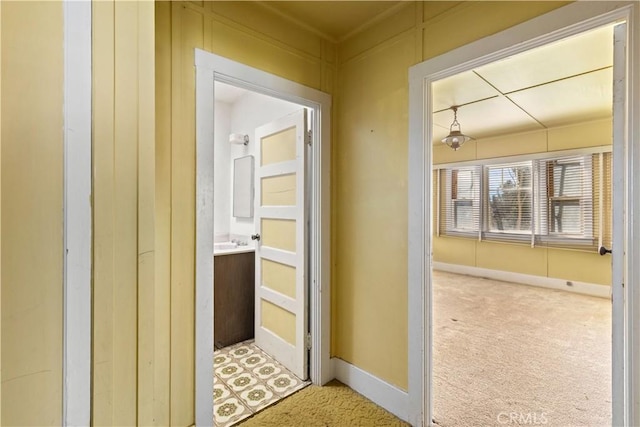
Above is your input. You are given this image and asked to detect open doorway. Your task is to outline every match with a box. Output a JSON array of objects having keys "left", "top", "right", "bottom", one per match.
[
  {"left": 211, "top": 81, "right": 312, "bottom": 425},
  {"left": 407, "top": 3, "right": 639, "bottom": 427},
  {"left": 194, "top": 50, "right": 332, "bottom": 426},
  {"left": 429, "top": 24, "right": 614, "bottom": 426}
]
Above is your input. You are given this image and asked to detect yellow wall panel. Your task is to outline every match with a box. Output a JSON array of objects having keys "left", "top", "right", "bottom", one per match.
[
  {"left": 93, "top": 1, "right": 158, "bottom": 425},
  {"left": 152, "top": 1, "right": 172, "bottom": 424},
  {"left": 338, "top": 2, "right": 415, "bottom": 64},
  {"left": 262, "top": 259, "right": 296, "bottom": 299},
  {"left": 423, "top": 2, "right": 569, "bottom": 60},
  {"left": 211, "top": 19, "right": 322, "bottom": 90},
  {"left": 170, "top": 4, "right": 203, "bottom": 425},
  {"left": 261, "top": 299, "right": 296, "bottom": 346},
  {"left": 476, "top": 242, "right": 548, "bottom": 277},
  {"left": 262, "top": 174, "right": 296, "bottom": 206},
  {"left": 112, "top": 3, "right": 140, "bottom": 423},
  {"left": 476, "top": 130, "right": 547, "bottom": 159},
  {"left": 548, "top": 248, "right": 611, "bottom": 285},
  {"left": 335, "top": 33, "right": 414, "bottom": 391},
  {"left": 92, "top": 2, "right": 116, "bottom": 424},
  {"left": 261, "top": 127, "right": 297, "bottom": 165},
  {"left": 433, "top": 237, "right": 476, "bottom": 266},
  {"left": 433, "top": 140, "right": 478, "bottom": 164},
  {"left": 210, "top": 1, "right": 323, "bottom": 59},
  {"left": 548, "top": 118, "right": 612, "bottom": 151},
  {"left": 423, "top": 1, "right": 463, "bottom": 23},
  {"left": 1, "top": 2, "right": 63, "bottom": 424},
  {"left": 0, "top": 1, "right": 3, "bottom": 421}
]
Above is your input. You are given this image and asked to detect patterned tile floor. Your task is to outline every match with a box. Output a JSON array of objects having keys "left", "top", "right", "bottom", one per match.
[{"left": 214, "top": 340, "right": 310, "bottom": 426}]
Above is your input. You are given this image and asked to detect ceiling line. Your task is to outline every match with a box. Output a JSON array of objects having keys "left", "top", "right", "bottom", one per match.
[
  {"left": 472, "top": 71, "right": 547, "bottom": 129},
  {"left": 499, "top": 65, "right": 613, "bottom": 96},
  {"left": 256, "top": 2, "right": 339, "bottom": 43},
  {"left": 433, "top": 95, "right": 499, "bottom": 114},
  {"left": 339, "top": 2, "right": 408, "bottom": 43}
]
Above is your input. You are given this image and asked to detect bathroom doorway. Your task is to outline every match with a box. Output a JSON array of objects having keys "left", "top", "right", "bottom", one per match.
[
  {"left": 194, "top": 51, "right": 332, "bottom": 426},
  {"left": 211, "top": 83, "right": 312, "bottom": 425}
]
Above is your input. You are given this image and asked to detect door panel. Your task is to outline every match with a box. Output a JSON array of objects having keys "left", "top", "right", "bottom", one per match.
[
  {"left": 262, "top": 259, "right": 297, "bottom": 298},
  {"left": 261, "top": 127, "right": 297, "bottom": 165},
  {"left": 254, "top": 109, "right": 308, "bottom": 379},
  {"left": 262, "top": 174, "right": 296, "bottom": 206}
]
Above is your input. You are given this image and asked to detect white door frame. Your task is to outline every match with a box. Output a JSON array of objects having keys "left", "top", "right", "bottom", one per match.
[
  {"left": 408, "top": 2, "right": 639, "bottom": 426},
  {"left": 194, "top": 50, "right": 332, "bottom": 426},
  {"left": 63, "top": 0, "right": 92, "bottom": 425}
]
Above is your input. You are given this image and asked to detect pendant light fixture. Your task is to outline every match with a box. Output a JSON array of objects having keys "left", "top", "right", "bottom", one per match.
[{"left": 442, "top": 106, "right": 472, "bottom": 151}]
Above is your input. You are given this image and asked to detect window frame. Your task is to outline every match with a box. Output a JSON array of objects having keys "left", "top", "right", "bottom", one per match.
[
  {"left": 438, "top": 147, "right": 609, "bottom": 249},
  {"left": 444, "top": 166, "right": 481, "bottom": 237}
]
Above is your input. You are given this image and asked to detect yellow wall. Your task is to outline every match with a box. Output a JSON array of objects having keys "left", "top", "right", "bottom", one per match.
[
  {"left": 155, "top": 2, "right": 336, "bottom": 424},
  {"left": 92, "top": 1, "right": 157, "bottom": 425},
  {"left": 334, "top": 1, "right": 570, "bottom": 391},
  {"left": 433, "top": 119, "right": 612, "bottom": 286},
  {"left": 1, "top": 1, "right": 64, "bottom": 424}
]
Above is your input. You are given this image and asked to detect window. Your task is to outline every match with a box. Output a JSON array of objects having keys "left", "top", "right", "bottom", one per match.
[
  {"left": 487, "top": 162, "right": 532, "bottom": 234},
  {"left": 444, "top": 166, "right": 480, "bottom": 235},
  {"left": 438, "top": 152, "right": 609, "bottom": 249},
  {"left": 538, "top": 156, "right": 593, "bottom": 240}
]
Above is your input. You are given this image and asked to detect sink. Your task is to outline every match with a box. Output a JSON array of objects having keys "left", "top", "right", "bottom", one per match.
[{"left": 214, "top": 242, "right": 238, "bottom": 250}]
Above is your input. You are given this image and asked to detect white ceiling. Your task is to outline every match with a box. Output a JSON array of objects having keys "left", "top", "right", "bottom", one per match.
[{"left": 432, "top": 24, "right": 615, "bottom": 143}]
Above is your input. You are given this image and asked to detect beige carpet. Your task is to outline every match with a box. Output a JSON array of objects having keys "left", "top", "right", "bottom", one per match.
[
  {"left": 238, "top": 380, "right": 409, "bottom": 426},
  {"left": 433, "top": 271, "right": 611, "bottom": 427}
]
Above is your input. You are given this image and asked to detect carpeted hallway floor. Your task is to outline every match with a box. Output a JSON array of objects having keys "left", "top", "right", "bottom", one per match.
[
  {"left": 433, "top": 270, "right": 611, "bottom": 427},
  {"left": 238, "top": 380, "right": 410, "bottom": 426}
]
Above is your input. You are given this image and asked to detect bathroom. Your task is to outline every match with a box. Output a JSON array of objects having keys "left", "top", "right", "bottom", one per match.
[{"left": 212, "top": 81, "right": 312, "bottom": 426}]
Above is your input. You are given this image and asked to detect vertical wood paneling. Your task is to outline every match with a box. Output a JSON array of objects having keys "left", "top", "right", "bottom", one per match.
[
  {"left": 0, "top": 2, "right": 64, "bottom": 424},
  {"left": 154, "top": 2, "right": 173, "bottom": 425},
  {"left": 0, "top": 1, "right": 3, "bottom": 423},
  {"left": 112, "top": 2, "right": 139, "bottom": 424},
  {"left": 92, "top": 0, "right": 116, "bottom": 423},
  {"left": 170, "top": 3, "right": 203, "bottom": 425},
  {"left": 137, "top": 0, "right": 159, "bottom": 425},
  {"left": 93, "top": 1, "right": 156, "bottom": 425}
]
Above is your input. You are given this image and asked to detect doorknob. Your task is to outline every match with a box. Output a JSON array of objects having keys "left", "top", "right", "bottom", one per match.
[
  {"left": 599, "top": 246, "right": 612, "bottom": 256},
  {"left": 251, "top": 234, "right": 261, "bottom": 241}
]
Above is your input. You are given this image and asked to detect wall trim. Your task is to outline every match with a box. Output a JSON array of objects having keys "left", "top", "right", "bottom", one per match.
[
  {"left": 433, "top": 262, "right": 610, "bottom": 299},
  {"left": 62, "top": 0, "right": 92, "bottom": 425},
  {"left": 332, "top": 358, "right": 409, "bottom": 423}
]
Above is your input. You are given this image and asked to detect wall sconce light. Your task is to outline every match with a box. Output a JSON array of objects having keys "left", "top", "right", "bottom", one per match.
[
  {"left": 442, "top": 106, "right": 472, "bottom": 151},
  {"left": 230, "top": 133, "right": 249, "bottom": 146}
]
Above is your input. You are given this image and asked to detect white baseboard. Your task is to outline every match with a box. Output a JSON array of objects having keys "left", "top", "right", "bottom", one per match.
[
  {"left": 433, "top": 262, "right": 610, "bottom": 298},
  {"left": 332, "top": 357, "right": 409, "bottom": 423}
]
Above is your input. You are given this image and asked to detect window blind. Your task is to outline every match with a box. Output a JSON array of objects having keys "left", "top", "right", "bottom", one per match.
[
  {"left": 444, "top": 166, "right": 480, "bottom": 235},
  {"left": 438, "top": 151, "right": 611, "bottom": 251},
  {"left": 486, "top": 162, "right": 533, "bottom": 237},
  {"left": 535, "top": 155, "right": 594, "bottom": 246},
  {"left": 593, "top": 152, "right": 613, "bottom": 249}
]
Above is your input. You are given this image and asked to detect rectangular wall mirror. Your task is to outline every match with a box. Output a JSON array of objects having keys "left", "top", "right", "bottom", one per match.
[{"left": 233, "top": 155, "right": 254, "bottom": 218}]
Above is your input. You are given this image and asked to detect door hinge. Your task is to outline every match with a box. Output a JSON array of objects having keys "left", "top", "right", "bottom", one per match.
[
  {"left": 306, "top": 333, "right": 312, "bottom": 350},
  {"left": 306, "top": 130, "right": 312, "bottom": 146}
]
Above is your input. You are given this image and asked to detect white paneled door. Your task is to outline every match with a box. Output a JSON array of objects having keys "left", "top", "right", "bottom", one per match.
[{"left": 253, "top": 109, "right": 309, "bottom": 380}]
